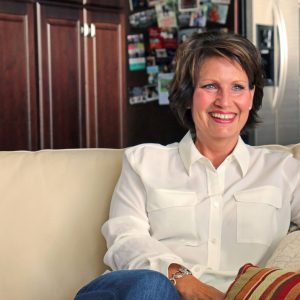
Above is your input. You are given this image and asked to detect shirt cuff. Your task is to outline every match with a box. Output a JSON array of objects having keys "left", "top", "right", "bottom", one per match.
[{"left": 149, "top": 256, "right": 184, "bottom": 277}]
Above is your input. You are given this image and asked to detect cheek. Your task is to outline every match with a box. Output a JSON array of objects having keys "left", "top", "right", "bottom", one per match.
[
  {"left": 238, "top": 93, "right": 254, "bottom": 112},
  {"left": 192, "top": 89, "right": 212, "bottom": 111}
]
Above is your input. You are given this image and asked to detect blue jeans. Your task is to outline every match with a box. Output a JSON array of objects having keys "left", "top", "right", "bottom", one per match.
[{"left": 74, "top": 269, "right": 181, "bottom": 300}]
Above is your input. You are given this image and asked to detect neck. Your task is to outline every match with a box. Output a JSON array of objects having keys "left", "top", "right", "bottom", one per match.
[{"left": 195, "top": 137, "right": 238, "bottom": 169}]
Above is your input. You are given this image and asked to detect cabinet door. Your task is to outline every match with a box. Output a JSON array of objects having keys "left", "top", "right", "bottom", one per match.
[
  {"left": 37, "top": 3, "right": 85, "bottom": 149},
  {"left": 84, "top": 8, "right": 126, "bottom": 148},
  {"left": 0, "top": 1, "right": 38, "bottom": 150}
]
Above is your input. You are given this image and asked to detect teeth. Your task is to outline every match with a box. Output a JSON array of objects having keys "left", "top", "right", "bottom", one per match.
[{"left": 210, "top": 113, "right": 235, "bottom": 120}]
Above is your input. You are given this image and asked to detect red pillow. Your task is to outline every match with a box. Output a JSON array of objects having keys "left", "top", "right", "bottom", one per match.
[{"left": 225, "top": 263, "right": 300, "bottom": 299}]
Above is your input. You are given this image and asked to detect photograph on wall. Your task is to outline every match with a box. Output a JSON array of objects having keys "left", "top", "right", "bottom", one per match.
[
  {"left": 211, "top": 0, "right": 231, "bottom": 4},
  {"left": 207, "top": 3, "right": 229, "bottom": 24},
  {"left": 147, "top": 0, "right": 164, "bottom": 6},
  {"left": 149, "top": 27, "right": 178, "bottom": 50},
  {"left": 155, "top": 48, "right": 168, "bottom": 60},
  {"left": 129, "top": 86, "right": 145, "bottom": 105},
  {"left": 189, "top": 5, "right": 208, "bottom": 27},
  {"left": 146, "top": 55, "right": 156, "bottom": 66},
  {"left": 144, "top": 84, "right": 159, "bottom": 101},
  {"left": 160, "top": 27, "right": 178, "bottom": 49},
  {"left": 158, "top": 72, "right": 173, "bottom": 105},
  {"left": 127, "top": 34, "right": 146, "bottom": 71},
  {"left": 155, "top": 2, "right": 177, "bottom": 28},
  {"left": 149, "top": 27, "right": 164, "bottom": 49},
  {"left": 129, "top": 85, "right": 158, "bottom": 105},
  {"left": 178, "top": 0, "right": 199, "bottom": 12},
  {"left": 129, "top": 9, "right": 157, "bottom": 28},
  {"left": 178, "top": 27, "right": 205, "bottom": 43},
  {"left": 147, "top": 65, "right": 159, "bottom": 85}
]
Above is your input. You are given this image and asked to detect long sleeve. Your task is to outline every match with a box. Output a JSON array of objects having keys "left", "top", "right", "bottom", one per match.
[{"left": 101, "top": 149, "right": 184, "bottom": 276}]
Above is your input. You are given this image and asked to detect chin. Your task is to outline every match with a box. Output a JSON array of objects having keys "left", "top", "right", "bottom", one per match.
[{"left": 212, "top": 132, "right": 240, "bottom": 140}]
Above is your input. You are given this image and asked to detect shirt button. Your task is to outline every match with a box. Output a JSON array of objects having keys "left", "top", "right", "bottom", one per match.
[
  {"left": 211, "top": 238, "right": 217, "bottom": 244},
  {"left": 213, "top": 202, "right": 219, "bottom": 208}
]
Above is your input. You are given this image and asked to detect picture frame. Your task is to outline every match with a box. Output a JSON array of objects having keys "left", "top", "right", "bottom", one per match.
[
  {"left": 178, "top": 0, "right": 199, "bottom": 12},
  {"left": 155, "top": 3, "right": 177, "bottom": 28}
]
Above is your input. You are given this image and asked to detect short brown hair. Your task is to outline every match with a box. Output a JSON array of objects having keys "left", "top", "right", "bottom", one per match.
[{"left": 168, "top": 31, "right": 265, "bottom": 134}]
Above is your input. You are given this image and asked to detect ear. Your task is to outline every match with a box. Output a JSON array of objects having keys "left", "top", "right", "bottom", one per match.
[{"left": 249, "top": 85, "right": 256, "bottom": 108}]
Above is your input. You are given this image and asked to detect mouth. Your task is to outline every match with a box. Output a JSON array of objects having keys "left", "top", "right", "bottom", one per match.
[{"left": 209, "top": 112, "right": 236, "bottom": 122}]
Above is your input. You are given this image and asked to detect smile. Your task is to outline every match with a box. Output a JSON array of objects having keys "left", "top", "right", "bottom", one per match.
[{"left": 210, "top": 112, "right": 236, "bottom": 120}]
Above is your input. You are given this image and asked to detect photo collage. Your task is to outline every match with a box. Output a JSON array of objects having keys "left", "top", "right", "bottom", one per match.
[{"left": 127, "top": 0, "right": 231, "bottom": 105}]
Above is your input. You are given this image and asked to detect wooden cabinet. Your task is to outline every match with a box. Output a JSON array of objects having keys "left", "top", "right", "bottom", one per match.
[
  {"left": 37, "top": 3, "right": 85, "bottom": 149},
  {"left": 84, "top": 7, "right": 126, "bottom": 148},
  {"left": 0, "top": 1, "right": 38, "bottom": 150},
  {"left": 0, "top": 0, "right": 126, "bottom": 150}
]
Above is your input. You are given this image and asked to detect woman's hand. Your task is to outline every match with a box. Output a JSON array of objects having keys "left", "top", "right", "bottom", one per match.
[
  {"left": 175, "top": 274, "right": 225, "bottom": 300},
  {"left": 168, "top": 264, "right": 225, "bottom": 300}
]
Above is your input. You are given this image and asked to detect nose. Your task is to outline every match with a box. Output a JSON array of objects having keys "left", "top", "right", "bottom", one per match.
[{"left": 214, "top": 88, "right": 231, "bottom": 107}]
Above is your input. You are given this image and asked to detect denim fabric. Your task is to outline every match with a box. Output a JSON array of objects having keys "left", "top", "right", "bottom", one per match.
[{"left": 74, "top": 269, "right": 181, "bottom": 300}]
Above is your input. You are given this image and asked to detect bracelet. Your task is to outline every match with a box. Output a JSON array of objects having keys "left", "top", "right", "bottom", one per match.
[{"left": 169, "top": 266, "right": 192, "bottom": 286}]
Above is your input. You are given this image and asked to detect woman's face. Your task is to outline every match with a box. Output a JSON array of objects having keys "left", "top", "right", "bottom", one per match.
[{"left": 192, "top": 56, "right": 255, "bottom": 146}]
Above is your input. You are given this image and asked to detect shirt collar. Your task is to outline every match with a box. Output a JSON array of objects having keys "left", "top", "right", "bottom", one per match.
[
  {"left": 178, "top": 132, "right": 250, "bottom": 176},
  {"left": 230, "top": 136, "right": 250, "bottom": 177}
]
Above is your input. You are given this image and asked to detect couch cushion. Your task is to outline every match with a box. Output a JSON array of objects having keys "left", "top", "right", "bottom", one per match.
[
  {"left": 266, "top": 231, "right": 300, "bottom": 272},
  {"left": 225, "top": 231, "right": 300, "bottom": 299},
  {"left": 225, "top": 263, "right": 300, "bottom": 299},
  {"left": 0, "top": 148, "right": 124, "bottom": 300}
]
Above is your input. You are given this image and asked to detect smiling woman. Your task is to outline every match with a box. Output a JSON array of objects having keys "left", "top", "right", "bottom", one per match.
[
  {"left": 169, "top": 31, "right": 264, "bottom": 168},
  {"left": 75, "top": 32, "right": 300, "bottom": 300}
]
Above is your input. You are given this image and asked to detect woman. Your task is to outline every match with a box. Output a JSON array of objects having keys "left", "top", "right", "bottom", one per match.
[{"left": 75, "top": 31, "right": 300, "bottom": 299}]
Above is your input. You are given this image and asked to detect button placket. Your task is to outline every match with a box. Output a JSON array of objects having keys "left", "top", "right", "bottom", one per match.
[{"left": 206, "top": 168, "right": 224, "bottom": 270}]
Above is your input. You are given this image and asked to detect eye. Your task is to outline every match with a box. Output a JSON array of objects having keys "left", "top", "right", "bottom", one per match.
[
  {"left": 202, "top": 83, "right": 217, "bottom": 90},
  {"left": 232, "top": 84, "right": 245, "bottom": 91}
]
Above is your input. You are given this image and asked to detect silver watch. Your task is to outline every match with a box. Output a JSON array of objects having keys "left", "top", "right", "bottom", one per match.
[{"left": 169, "top": 266, "right": 192, "bottom": 286}]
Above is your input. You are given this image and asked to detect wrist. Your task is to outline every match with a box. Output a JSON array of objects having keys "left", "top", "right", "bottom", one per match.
[{"left": 168, "top": 264, "right": 192, "bottom": 286}]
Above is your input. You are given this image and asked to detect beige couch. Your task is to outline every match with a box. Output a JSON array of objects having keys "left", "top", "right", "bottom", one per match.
[{"left": 0, "top": 144, "right": 299, "bottom": 300}]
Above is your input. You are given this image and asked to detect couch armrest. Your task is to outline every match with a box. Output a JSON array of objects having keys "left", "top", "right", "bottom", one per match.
[{"left": 265, "top": 230, "right": 300, "bottom": 271}]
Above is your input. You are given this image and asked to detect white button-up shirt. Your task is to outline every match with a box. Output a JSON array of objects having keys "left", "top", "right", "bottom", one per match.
[{"left": 102, "top": 132, "right": 300, "bottom": 292}]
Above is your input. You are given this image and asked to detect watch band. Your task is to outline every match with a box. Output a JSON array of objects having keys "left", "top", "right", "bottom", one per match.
[{"left": 169, "top": 266, "right": 192, "bottom": 286}]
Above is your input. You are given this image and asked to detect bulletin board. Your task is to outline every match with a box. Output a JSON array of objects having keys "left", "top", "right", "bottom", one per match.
[{"left": 127, "top": 0, "right": 232, "bottom": 106}]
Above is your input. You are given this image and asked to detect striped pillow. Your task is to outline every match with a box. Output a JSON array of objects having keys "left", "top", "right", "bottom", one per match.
[{"left": 225, "top": 263, "right": 300, "bottom": 299}]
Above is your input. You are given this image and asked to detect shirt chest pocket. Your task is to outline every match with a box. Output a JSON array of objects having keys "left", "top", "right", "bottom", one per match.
[
  {"left": 234, "top": 186, "right": 282, "bottom": 246},
  {"left": 147, "top": 189, "right": 198, "bottom": 242}
]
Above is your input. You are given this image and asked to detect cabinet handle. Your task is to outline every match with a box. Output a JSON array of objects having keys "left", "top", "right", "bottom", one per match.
[
  {"left": 90, "top": 23, "right": 96, "bottom": 38},
  {"left": 81, "top": 23, "right": 90, "bottom": 37},
  {"left": 80, "top": 23, "right": 96, "bottom": 38}
]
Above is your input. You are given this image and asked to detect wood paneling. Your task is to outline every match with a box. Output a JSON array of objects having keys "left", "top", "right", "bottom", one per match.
[
  {"left": 0, "top": 0, "right": 126, "bottom": 150},
  {"left": 85, "top": 8, "right": 126, "bottom": 148},
  {"left": 0, "top": 1, "right": 38, "bottom": 150},
  {"left": 37, "top": 4, "right": 85, "bottom": 149}
]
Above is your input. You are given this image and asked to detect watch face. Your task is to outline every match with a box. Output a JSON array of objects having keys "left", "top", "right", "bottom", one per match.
[
  {"left": 170, "top": 266, "right": 193, "bottom": 285},
  {"left": 178, "top": 267, "right": 192, "bottom": 276}
]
